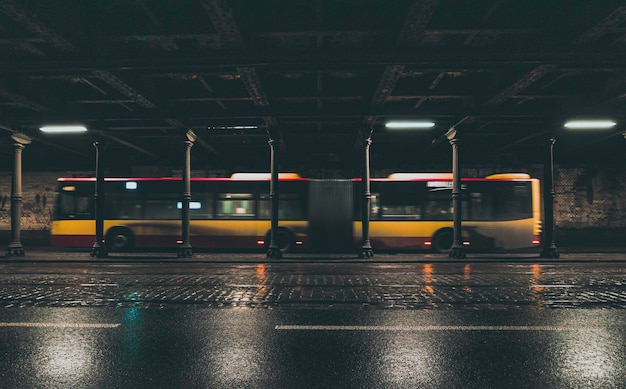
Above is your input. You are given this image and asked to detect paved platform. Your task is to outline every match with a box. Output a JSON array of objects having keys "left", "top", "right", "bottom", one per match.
[{"left": 2, "top": 247, "right": 626, "bottom": 263}]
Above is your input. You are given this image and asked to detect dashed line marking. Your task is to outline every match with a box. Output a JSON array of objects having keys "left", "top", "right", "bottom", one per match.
[
  {"left": 275, "top": 325, "right": 573, "bottom": 331},
  {"left": 0, "top": 322, "right": 120, "bottom": 328}
]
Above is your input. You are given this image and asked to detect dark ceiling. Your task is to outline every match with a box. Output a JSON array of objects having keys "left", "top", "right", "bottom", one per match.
[{"left": 1, "top": 0, "right": 626, "bottom": 175}]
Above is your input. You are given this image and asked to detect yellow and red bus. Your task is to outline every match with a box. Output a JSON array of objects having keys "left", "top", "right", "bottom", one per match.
[
  {"left": 51, "top": 172, "right": 541, "bottom": 253},
  {"left": 362, "top": 173, "right": 542, "bottom": 252}
]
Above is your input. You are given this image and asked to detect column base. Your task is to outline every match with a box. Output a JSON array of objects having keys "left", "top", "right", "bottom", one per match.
[
  {"left": 358, "top": 241, "right": 374, "bottom": 259},
  {"left": 448, "top": 246, "right": 467, "bottom": 259},
  {"left": 90, "top": 242, "right": 108, "bottom": 258},
  {"left": 177, "top": 244, "right": 193, "bottom": 258},
  {"left": 266, "top": 246, "right": 283, "bottom": 259},
  {"left": 6, "top": 242, "right": 25, "bottom": 257},
  {"left": 540, "top": 245, "right": 559, "bottom": 259}
]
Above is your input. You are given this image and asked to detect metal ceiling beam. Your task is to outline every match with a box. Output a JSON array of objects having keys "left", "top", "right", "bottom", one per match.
[
  {"left": 0, "top": 0, "right": 74, "bottom": 51},
  {"left": 0, "top": 89, "right": 47, "bottom": 112},
  {"left": 6, "top": 105, "right": 614, "bottom": 124},
  {"left": 4, "top": 49, "right": 626, "bottom": 72},
  {"left": 484, "top": 64, "right": 557, "bottom": 106},
  {"left": 398, "top": 0, "right": 440, "bottom": 43},
  {"left": 91, "top": 70, "right": 157, "bottom": 109},
  {"left": 200, "top": 0, "right": 243, "bottom": 47},
  {"left": 98, "top": 132, "right": 158, "bottom": 158},
  {"left": 353, "top": 0, "right": 438, "bottom": 151},
  {"left": 576, "top": 5, "right": 626, "bottom": 44}
]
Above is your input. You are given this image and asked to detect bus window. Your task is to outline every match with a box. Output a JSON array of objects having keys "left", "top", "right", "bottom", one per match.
[
  {"left": 466, "top": 192, "right": 494, "bottom": 220},
  {"left": 380, "top": 192, "right": 422, "bottom": 220},
  {"left": 218, "top": 193, "right": 255, "bottom": 218},
  {"left": 57, "top": 192, "right": 92, "bottom": 219},
  {"left": 492, "top": 183, "right": 532, "bottom": 220},
  {"left": 144, "top": 199, "right": 180, "bottom": 219},
  {"left": 105, "top": 198, "right": 142, "bottom": 219},
  {"left": 259, "top": 193, "right": 306, "bottom": 220},
  {"left": 189, "top": 192, "right": 214, "bottom": 220},
  {"left": 425, "top": 188, "right": 452, "bottom": 220}
]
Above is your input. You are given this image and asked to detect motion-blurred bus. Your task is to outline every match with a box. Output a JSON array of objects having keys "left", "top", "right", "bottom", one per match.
[{"left": 51, "top": 172, "right": 541, "bottom": 253}]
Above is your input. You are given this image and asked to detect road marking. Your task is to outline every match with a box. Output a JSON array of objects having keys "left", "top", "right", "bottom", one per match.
[
  {"left": 275, "top": 325, "right": 572, "bottom": 331},
  {"left": 0, "top": 322, "right": 120, "bottom": 329}
]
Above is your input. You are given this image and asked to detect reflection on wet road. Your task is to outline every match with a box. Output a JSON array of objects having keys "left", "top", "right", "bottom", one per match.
[
  {"left": 0, "top": 262, "right": 624, "bottom": 309},
  {"left": 0, "top": 261, "right": 624, "bottom": 388}
]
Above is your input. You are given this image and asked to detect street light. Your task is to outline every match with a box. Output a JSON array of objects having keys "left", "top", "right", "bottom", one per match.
[
  {"left": 540, "top": 118, "right": 619, "bottom": 259},
  {"left": 39, "top": 124, "right": 109, "bottom": 257}
]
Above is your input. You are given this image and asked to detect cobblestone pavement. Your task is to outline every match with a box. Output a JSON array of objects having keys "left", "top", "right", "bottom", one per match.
[{"left": 0, "top": 261, "right": 625, "bottom": 309}]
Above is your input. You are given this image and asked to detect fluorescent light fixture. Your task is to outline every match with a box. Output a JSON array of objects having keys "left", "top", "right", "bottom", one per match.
[
  {"left": 563, "top": 120, "right": 616, "bottom": 129},
  {"left": 125, "top": 181, "right": 138, "bottom": 190},
  {"left": 208, "top": 125, "right": 258, "bottom": 130},
  {"left": 385, "top": 121, "right": 435, "bottom": 129},
  {"left": 40, "top": 125, "right": 88, "bottom": 133}
]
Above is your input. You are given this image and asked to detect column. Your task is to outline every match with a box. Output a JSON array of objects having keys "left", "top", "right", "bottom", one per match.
[
  {"left": 448, "top": 136, "right": 466, "bottom": 259},
  {"left": 178, "top": 132, "right": 194, "bottom": 258},
  {"left": 540, "top": 137, "right": 559, "bottom": 258},
  {"left": 266, "top": 138, "right": 282, "bottom": 259},
  {"left": 6, "top": 138, "right": 28, "bottom": 257},
  {"left": 358, "top": 137, "right": 374, "bottom": 258},
  {"left": 90, "top": 140, "right": 108, "bottom": 258}
]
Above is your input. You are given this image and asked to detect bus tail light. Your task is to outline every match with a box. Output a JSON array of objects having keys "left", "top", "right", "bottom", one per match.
[
  {"left": 257, "top": 240, "right": 265, "bottom": 245},
  {"left": 532, "top": 235, "right": 541, "bottom": 245}
]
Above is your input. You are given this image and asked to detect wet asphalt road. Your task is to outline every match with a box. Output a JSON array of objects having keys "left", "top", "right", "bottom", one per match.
[{"left": 0, "top": 258, "right": 625, "bottom": 388}]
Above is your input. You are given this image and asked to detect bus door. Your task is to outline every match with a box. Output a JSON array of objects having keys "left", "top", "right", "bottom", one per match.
[{"left": 308, "top": 179, "right": 354, "bottom": 252}]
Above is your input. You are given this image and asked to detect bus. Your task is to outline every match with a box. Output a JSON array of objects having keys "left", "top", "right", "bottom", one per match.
[{"left": 50, "top": 172, "right": 542, "bottom": 253}]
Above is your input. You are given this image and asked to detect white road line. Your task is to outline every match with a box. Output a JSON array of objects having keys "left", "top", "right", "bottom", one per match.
[
  {"left": 275, "top": 325, "right": 573, "bottom": 331},
  {"left": 0, "top": 322, "right": 120, "bottom": 329}
]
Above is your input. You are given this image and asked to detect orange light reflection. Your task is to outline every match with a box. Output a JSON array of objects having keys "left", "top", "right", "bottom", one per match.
[{"left": 422, "top": 263, "right": 434, "bottom": 294}]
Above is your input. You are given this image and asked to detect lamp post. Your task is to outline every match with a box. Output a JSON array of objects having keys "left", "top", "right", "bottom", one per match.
[
  {"left": 538, "top": 119, "right": 617, "bottom": 258},
  {"left": 90, "top": 139, "right": 108, "bottom": 258},
  {"left": 266, "top": 137, "right": 282, "bottom": 259},
  {"left": 540, "top": 137, "right": 559, "bottom": 258},
  {"left": 358, "top": 136, "right": 374, "bottom": 259},
  {"left": 447, "top": 127, "right": 466, "bottom": 259},
  {"left": 6, "top": 132, "right": 32, "bottom": 257},
  {"left": 178, "top": 130, "right": 195, "bottom": 258}
]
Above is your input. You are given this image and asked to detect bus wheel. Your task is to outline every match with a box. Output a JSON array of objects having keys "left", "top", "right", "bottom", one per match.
[
  {"left": 265, "top": 228, "right": 295, "bottom": 253},
  {"left": 106, "top": 227, "right": 135, "bottom": 252},
  {"left": 432, "top": 229, "right": 453, "bottom": 253}
]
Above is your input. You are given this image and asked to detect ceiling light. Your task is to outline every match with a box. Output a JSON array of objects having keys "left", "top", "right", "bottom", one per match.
[
  {"left": 563, "top": 120, "right": 616, "bottom": 129},
  {"left": 385, "top": 121, "right": 435, "bottom": 129},
  {"left": 208, "top": 125, "right": 258, "bottom": 130},
  {"left": 40, "top": 125, "right": 88, "bottom": 133}
]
